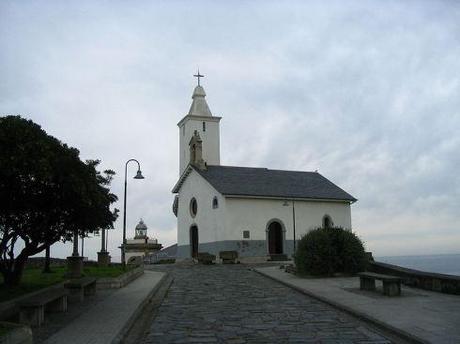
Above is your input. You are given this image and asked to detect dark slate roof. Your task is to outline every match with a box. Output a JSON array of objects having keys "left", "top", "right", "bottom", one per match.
[{"left": 194, "top": 165, "right": 357, "bottom": 202}]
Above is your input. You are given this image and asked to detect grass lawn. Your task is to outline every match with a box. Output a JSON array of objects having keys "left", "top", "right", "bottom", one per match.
[
  {"left": 83, "top": 265, "right": 132, "bottom": 278},
  {"left": 0, "top": 323, "right": 10, "bottom": 337},
  {"left": 0, "top": 264, "right": 132, "bottom": 302},
  {"left": 0, "top": 267, "right": 67, "bottom": 303}
]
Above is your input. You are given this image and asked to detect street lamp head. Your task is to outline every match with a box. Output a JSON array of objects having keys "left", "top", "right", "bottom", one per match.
[{"left": 134, "top": 169, "right": 145, "bottom": 179}]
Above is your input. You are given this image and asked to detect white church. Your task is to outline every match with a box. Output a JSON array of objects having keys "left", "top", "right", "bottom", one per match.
[{"left": 172, "top": 77, "right": 357, "bottom": 262}]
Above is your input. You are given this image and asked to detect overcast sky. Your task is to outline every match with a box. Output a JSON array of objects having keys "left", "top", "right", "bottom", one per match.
[{"left": 1, "top": 0, "right": 459, "bottom": 260}]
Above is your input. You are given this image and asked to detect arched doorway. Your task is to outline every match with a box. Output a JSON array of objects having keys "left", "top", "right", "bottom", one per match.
[
  {"left": 323, "top": 215, "right": 333, "bottom": 228},
  {"left": 190, "top": 225, "right": 199, "bottom": 258},
  {"left": 267, "top": 221, "right": 283, "bottom": 255}
]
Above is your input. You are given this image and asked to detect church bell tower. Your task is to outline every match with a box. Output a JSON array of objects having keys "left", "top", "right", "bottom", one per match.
[{"left": 178, "top": 72, "right": 222, "bottom": 175}]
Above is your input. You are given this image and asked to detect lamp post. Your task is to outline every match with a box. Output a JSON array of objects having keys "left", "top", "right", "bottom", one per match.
[
  {"left": 292, "top": 200, "right": 296, "bottom": 255},
  {"left": 121, "top": 159, "right": 144, "bottom": 267},
  {"left": 283, "top": 200, "right": 296, "bottom": 257}
]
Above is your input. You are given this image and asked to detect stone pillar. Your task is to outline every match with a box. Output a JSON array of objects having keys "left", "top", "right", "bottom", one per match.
[
  {"left": 101, "top": 229, "right": 106, "bottom": 251},
  {"left": 97, "top": 228, "right": 111, "bottom": 266},
  {"left": 72, "top": 230, "right": 79, "bottom": 256},
  {"left": 97, "top": 251, "right": 111, "bottom": 266},
  {"left": 67, "top": 230, "right": 83, "bottom": 278},
  {"left": 383, "top": 281, "right": 401, "bottom": 296},
  {"left": 360, "top": 276, "right": 376, "bottom": 291},
  {"left": 66, "top": 255, "right": 83, "bottom": 279}
]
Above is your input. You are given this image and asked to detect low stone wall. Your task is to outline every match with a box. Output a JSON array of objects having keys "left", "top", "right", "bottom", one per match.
[
  {"left": 25, "top": 258, "right": 67, "bottom": 269},
  {"left": 0, "top": 283, "right": 67, "bottom": 322},
  {"left": 0, "top": 322, "right": 32, "bottom": 344},
  {"left": 96, "top": 265, "right": 144, "bottom": 289},
  {"left": 1, "top": 266, "right": 144, "bottom": 323},
  {"left": 369, "top": 261, "right": 460, "bottom": 295}
]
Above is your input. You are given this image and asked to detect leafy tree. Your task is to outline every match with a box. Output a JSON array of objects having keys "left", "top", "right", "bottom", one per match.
[
  {"left": 0, "top": 116, "right": 118, "bottom": 286},
  {"left": 295, "top": 226, "right": 366, "bottom": 276}
]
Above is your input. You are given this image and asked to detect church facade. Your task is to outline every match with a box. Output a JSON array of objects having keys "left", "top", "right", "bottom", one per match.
[{"left": 172, "top": 81, "right": 356, "bottom": 262}]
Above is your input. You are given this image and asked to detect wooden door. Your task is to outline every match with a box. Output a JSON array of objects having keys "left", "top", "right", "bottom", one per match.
[
  {"left": 268, "top": 222, "right": 283, "bottom": 254},
  {"left": 190, "top": 226, "right": 199, "bottom": 258}
]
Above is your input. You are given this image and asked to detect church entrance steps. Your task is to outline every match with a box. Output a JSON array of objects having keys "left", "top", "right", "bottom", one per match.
[{"left": 268, "top": 254, "right": 289, "bottom": 261}]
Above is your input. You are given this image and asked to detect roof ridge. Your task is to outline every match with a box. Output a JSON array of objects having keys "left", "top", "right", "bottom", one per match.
[{"left": 206, "top": 164, "right": 318, "bottom": 174}]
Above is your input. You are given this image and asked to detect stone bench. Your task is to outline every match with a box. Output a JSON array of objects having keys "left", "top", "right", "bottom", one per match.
[
  {"left": 219, "top": 251, "right": 238, "bottom": 264},
  {"left": 64, "top": 276, "right": 97, "bottom": 302},
  {"left": 284, "top": 264, "right": 297, "bottom": 274},
  {"left": 18, "top": 288, "right": 69, "bottom": 327},
  {"left": 196, "top": 252, "right": 216, "bottom": 265},
  {"left": 358, "top": 272, "right": 402, "bottom": 296}
]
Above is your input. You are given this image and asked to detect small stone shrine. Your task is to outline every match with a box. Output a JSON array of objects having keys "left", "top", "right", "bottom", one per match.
[{"left": 125, "top": 219, "right": 162, "bottom": 264}]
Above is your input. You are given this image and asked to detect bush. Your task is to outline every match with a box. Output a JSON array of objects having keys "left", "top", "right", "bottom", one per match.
[{"left": 295, "top": 227, "right": 366, "bottom": 276}]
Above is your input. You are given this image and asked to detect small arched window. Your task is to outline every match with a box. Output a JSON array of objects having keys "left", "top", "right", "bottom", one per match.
[
  {"left": 323, "top": 215, "right": 332, "bottom": 228},
  {"left": 203, "top": 122, "right": 206, "bottom": 132},
  {"left": 212, "top": 196, "right": 218, "bottom": 209},
  {"left": 190, "top": 198, "right": 198, "bottom": 218}
]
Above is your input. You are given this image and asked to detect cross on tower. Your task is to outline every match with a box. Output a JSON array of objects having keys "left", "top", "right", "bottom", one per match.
[{"left": 193, "top": 69, "right": 204, "bottom": 86}]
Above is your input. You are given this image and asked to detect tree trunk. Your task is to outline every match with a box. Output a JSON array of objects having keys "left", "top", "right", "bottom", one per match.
[
  {"left": 43, "top": 245, "right": 52, "bottom": 273},
  {"left": 3, "top": 256, "right": 27, "bottom": 287}
]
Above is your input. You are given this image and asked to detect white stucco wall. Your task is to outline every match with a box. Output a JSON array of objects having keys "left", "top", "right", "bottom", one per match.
[
  {"left": 126, "top": 251, "right": 145, "bottom": 262},
  {"left": 223, "top": 197, "right": 352, "bottom": 242},
  {"left": 176, "top": 170, "right": 353, "bottom": 258},
  {"left": 179, "top": 116, "right": 220, "bottom": 175},
  {"left": 176, "top": 169, "right": 226, "bottom": 248},
  {"left": 126, "top": 239, "right": 144, "bottom": 244}
]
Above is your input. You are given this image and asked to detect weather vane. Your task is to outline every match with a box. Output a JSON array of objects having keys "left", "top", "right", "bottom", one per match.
[{"left": 193, "top": 69, "right": 204, "bottom": 86}]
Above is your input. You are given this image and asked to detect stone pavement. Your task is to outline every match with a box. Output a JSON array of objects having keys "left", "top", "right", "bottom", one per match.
[
  {"left": 44, "top": 270, "right": 165, "bottom": 344},
  {"left": 143, "top": 264, "right": 399, "bottom": 344},
  {"left": 33, "top": 288, "right": 117, "bottom": 343},
  {"left": 256, "top": 266, "right": 460, "bottom": 344}
]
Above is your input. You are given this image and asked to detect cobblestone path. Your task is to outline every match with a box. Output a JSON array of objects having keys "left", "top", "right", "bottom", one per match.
[{"left": 143, "top": 265, "right": 393, "bottom": 344}]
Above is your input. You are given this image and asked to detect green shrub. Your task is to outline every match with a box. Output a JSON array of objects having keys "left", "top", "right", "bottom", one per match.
[{"left": 295, "top": 227, "right": 366, "bottom": 276}]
